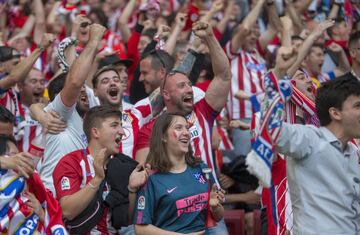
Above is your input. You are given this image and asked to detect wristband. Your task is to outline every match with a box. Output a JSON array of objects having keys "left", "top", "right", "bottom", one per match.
[{"left": 127, "top": 185, "right": 138, "bottom": 193}]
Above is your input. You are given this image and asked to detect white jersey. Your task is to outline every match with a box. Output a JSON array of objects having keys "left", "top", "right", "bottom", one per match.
[{"left": 40, "top": 93, "right": 88, "bottom": 195}]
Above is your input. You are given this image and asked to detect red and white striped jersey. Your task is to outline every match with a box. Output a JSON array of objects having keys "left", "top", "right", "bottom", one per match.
[
  {"left": 53, "top": 148, "right": 118, "bottom": 235},
  {"left": 0, "top": 89, "right": 42, "bottom": 152},
  {"left": 120, "top": 103, "right": 152, "bottom": 159},
  {"left": 224, "top": 42, "right": 267, "bottom": 120}
]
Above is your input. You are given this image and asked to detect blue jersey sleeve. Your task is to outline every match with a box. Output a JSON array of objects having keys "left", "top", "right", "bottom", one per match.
[{"left": 133, "top": 177, "right": 156, "bottom": 225}]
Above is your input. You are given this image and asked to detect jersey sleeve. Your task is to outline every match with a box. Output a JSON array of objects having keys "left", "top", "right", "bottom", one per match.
[
  {"left": 194, "top": 99, "right": 219, "bottom": 126},
  {"left": 52, "top": 155, "right": 82, "bottom": 200},
  {"left": 44, "top": 93, "right": 75, "bottom": 122},
  {"left": 133, "top": 177, "right": 156, "bottom": 225},
  {"left": 135, "top": 119, "right": 155, "bottom": 151}
]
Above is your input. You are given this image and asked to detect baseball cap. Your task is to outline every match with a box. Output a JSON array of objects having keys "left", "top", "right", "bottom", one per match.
[
  {"left": 0, "top": 46, "right": 21, "bottom": 62},
  {"left": 98, "top": 54, "right": 133, "bottom": 69}
]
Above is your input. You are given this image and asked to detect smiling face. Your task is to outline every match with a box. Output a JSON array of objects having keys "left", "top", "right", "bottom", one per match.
[
  {"left": 331, "top": 95, "right": 360, "bottom": 140},
  {"left": 94, "top": 69, "right": 124, "bottom": 108},
  {"left": 164, "top": 115, "right": 191, "bottom": 156},
  {"left": 19, "top": 69, "right": 46, "bottom": 106},
  {"left": 139, "top": 57, "right": 163, "bottom": 94},
  {"left": 163, "top": 73, "right": 194, "bottom": 115}
]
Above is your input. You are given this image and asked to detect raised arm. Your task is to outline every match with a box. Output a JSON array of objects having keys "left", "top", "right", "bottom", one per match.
[
  {"left": 32, "top": 0, "right": 46, "bottom": 45},
  {"left": 164, "top": 13, "right": 187, "bottom": 55},
  {"left": 118, "top": 0, "right": 137, "bottom": 43},
  {"left": 287, "top": 19, "right": 335, "bottom": 77},
  {"left": 327, "top": 42, "right": 351, "bottom": 77},
  {"left": 0, "top": 34, "right": 55, "bottom": 90},
  {"left": 231, "top": 0, "right": 266, "bottom": 53},
  {"left": 192, "top": 21, "right": 231, "bottom": 112},
  {"left": 258, "top": 2, "right": 283, "bottom": 50},
  {"left": 60, "top": 23, "right": 106, "bottom": 107}
]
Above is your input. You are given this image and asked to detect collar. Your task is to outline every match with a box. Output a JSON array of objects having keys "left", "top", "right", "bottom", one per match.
[{"left": 319, "top": 127, "right": 351, "bottom": 154}]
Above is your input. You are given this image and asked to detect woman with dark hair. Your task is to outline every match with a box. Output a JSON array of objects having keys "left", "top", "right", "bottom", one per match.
[{"left": 134, "top": 113, "right": 225, "bottom": 234}]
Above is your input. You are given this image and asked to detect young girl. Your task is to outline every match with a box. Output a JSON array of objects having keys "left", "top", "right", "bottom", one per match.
[{"left": 134, "top": 113, "right": 225, "bottom": 235}]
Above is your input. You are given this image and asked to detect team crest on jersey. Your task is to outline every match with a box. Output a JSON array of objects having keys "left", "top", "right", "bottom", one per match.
[
  {"left": 122, "top": 113, "right": 133, "bottom": 123},
  {"left": 137, "top": 196, "right": 145, "bottom": 210},
  {"left": 61, "top": 177, "right": 70, "bottom": 190},
  {"left": 193, "top": 172, "right": 206, "bottom": 184}
]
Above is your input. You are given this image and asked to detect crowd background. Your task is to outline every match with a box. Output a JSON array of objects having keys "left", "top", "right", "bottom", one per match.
[{"left": 0, "top": 0, "right": 360, "bottom": 234}]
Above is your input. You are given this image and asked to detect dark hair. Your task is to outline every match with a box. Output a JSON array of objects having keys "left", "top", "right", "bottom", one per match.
[
  {"left": 146, "top": 112, "right": 201, "bottom": 173},
  {"left": 349, "top": 31, "right": 360, "bottom": 49},
  {"left": 141, "top": 49, "right": 175, "bottom": 73},
  {"left": 316, "top": 75, "right": 360, "bottom": 126},
  {"left": 92, "top": 66, "right": 119, "bottom": 88},
  {"left": 327, "top": 16, "right": 346, "bottom": 37},
  {"left": 48, "top": 72, "right": 68, "bottom": 101},
  {"left": 198, "top": 54, "right": 214, "bottom": 81},
  {"left": 0, "top": 134, "right": 17, "bottom": 156},
  {"left": 291, "top": 35, "right": 304, "bottom": 42},
  {"left": 0, "top": 106, "right": 15, "bottom": 124},
  {"left": 141, "top": 28, "right": 157, "bottom": 39},
  {"left": 88, "top": 9, "right": 108, "bottom": 27},
  {"left": 83, "top": 105, "right": 122, "bottom": 142}
]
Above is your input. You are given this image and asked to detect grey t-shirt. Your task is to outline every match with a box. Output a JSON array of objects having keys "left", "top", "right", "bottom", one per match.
[
  {"left": 277, "top": 123, "right": 360, "bottom": 235},
  {"left": 39, "top": 93, "right": 87, "bottom": 195}
]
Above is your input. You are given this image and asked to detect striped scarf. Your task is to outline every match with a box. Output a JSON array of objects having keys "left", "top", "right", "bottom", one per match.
[{"left": 246, "top": 71, "right": 292, "bottom": 188}]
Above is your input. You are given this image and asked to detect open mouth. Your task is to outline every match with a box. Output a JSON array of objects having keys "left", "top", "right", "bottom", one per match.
[
  {"left": 108, "top": 87, "right": 119, "bottom": 98},
  {"left": 115, "top": 136, "right": 122, "bottom": 145},
  {"left": 182, "top": 95, "right": 193, "bottom": 105},
  {"left": 33, "top": 92, "right": 42, "bottom": 99}
]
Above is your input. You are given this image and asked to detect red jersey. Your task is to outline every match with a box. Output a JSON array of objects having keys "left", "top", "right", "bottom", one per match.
[{"left": 53, "top": 149, "right": 118, "bottom": 235}]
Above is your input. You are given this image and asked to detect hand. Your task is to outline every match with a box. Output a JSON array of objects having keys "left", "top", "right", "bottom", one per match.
[
  {"left": 128, "top": 163, "right": 151, "bottom": 191},
  {"left": 88, "top": 24, "right": 107, "bottom": 44},
  {"left": 229, "top": 120, "right": 250, "bottom": 130},
  {"left": 211, "top": 0, "right": 224, "bottom": 13},
  {"left": 219, "top": 174, "right": 235, "bottom": 189},
  {"left": 280, "top": 15, "right": 293, "bottom": 30},
  {"left": 209, "top": 184, "right": 225, "bottom": 208},
  {"left": 175, "top": 12, "right": 187, "bottom": 30},
  {"left": 0, "top": 153, "right": 35, "bottom": 178},
  {"left": 95, "top": 49, "right": 119, "bottom": 62},
  {"left": 93, "top": 148, "right": 109, "bottom": 180},
  {"left": 156, "top": 25, "right": 171, "bottom": 39},
  {"left": 234, "top": 90, "right": 250, "bottom": 100},
  {"left": 25, "top": 191, "right": 45, "bottom": 222},
  {"left": 218, "top": 116, "right": 229, "bottom": 129},
  {"left": 39, "top": 110, "right": 67, "bottom": 134},
  {"left": 275, "top": 46, "right": 298, "bottom": 72},
  {"left": 39, "top": 33, "right": 56, "bottom": 49},
  {"left": 327, "top": 42, "right": 344, "bottom": 54},
  {"left": 192, "top": 21, "right": 213, "bottom": 39},
  {"left": 310, "top": 19, "right": 335, "bottom": 39},
  {"left": 71, "top": 14, "right": 88, "bottom": 38}
]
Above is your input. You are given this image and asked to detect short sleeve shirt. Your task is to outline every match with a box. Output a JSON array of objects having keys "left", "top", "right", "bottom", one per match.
[
  {"left": 41, "top": 93, "right": 88, "bottom": 195},
  {"left": 134, "top": 163, "right": 215, "bottom": 233}
]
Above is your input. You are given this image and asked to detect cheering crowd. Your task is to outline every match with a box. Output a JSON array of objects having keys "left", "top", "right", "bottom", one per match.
[{"left": 0, "top": 0, "right": 360, "bottom": 234}]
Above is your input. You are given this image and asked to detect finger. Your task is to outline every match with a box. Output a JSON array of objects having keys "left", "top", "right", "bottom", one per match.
[
  {"left": 145, "top": 163, "right": 152, "bottom": 171},
  {"left": 17, "top": 166, "right": 30, "bottom": 178},
  {"left": 211, "top": 183, "right": 217, "bottom": 192},
  {"left": 135, "top": 164, "right": 143, "bottom": 172},
  {"left": 48, "top": 110, "right": 61, "bottom": 119}
]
